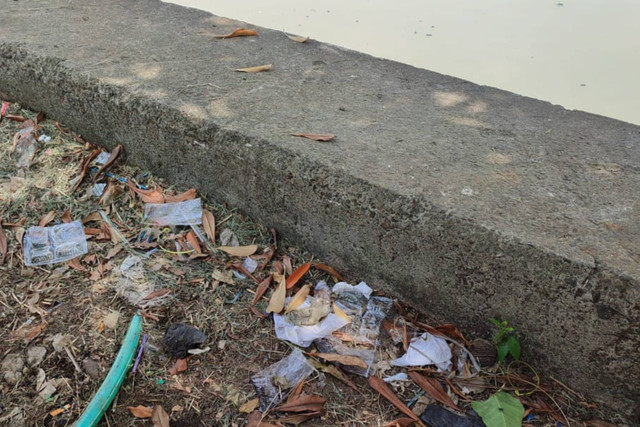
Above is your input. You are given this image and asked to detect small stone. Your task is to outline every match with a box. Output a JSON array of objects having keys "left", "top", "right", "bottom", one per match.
[
  {"left": 27, "top": 346, "right": 47, "bottom": 366},
  {"left": 1, "top": 354, "right": 25, "bottom": 385},
  {"left": 82, "top": 358, "right": 102, "bottom": 379}
]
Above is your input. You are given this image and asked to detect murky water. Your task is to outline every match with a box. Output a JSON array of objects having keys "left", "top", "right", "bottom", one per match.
[{"left": 168, "top": 0, "right": 640, "bottom": 125}]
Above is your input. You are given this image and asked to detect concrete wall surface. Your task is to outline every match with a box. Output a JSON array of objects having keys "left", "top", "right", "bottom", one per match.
[{"left": 1, "top": 0, "right": 638, "bottom": 417}]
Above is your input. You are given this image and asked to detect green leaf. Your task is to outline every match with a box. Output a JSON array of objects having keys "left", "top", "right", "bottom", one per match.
[
  {"left": 471, "top": 391, "right": 524, "bottom": 427},
  {"left": 507, "top": 335, "right": 521, "bottom": 361},
  {"left": 497, "top": 340, "right": 509, "bottom": 363},
  {"left": 490, "top": 318, "right": 507, "bottom": 328}
]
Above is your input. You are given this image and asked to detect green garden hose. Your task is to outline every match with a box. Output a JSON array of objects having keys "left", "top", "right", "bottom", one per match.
[{"left": 74, "top": 312, "right": 143, "bottom": 426}]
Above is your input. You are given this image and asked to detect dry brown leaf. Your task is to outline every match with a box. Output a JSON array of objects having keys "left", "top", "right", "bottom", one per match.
[
  {"left": 61, "top": 210, "right": 73, "bottom": 223},
  {"left": 168, "top": 358, "right": 189, "bottom": 375},
  {"left": 383, "top": 418, "right": 416, "bottom": 427},
  {"left": 202, "top": 209, "right": 216, "bottom": 243},
  {"left": 251, "top": 274, "right": 273, "bottom": 305},
  {"left": 38, "top": 211, "right": 55, "bottom": 227},
  {"left": 285, "top": 262, "right": 311, "bottom": 289},
  {"left": 151, "top": 405, "right": 170, "bottom": 427},
  {"left": 282, "top": 255, "right": 293, "bottom": 275},
  {"left": 314, "top": 353, "right": 368, "bottom": 369},
  {"left": 127, "top": 181, "right": 165, "bottom": 203},
  {"left": 98, "top": 181, "right": 124, "bottom": 205},
  {"left": 165, "top": 188, "right": 197, "bottom": 203},
  {"left": 274, "top": 394, "right": 325, "bottom": 413},
  {"left": 285, "top": 284, "right": 311, "bottom": 313},
  {"left": 313, "top": 263, "right": 345, "bottom": 281},
  {"left": 106, "top": 245, "right": 123, "bottom": 259},
  {"left": 186, "top": 230, "right": 202, "bottom": 253},
  {"left": 128, "top": 405, "right": 153, "bottom": 418},
  {"left": 408, "top": 371, "right": 461, "bottom": 412},
  {"left": 236, "top": 64, "right": 273, "bottom": 73},
  {"left": 309, "top": 359, "right": 360, "bottom": 393},
  {"left": 239, "top": 398, "right": 260, "bottom": 414},
  {"left": 273, "top": 411, "right": 323, "bottom": 425},
  {"left": 68, "top": 258, "right": 87, "bottom": 272},
  {"left": 213, "top": 28, "right": 258, "bottom": 39},
  {"left": 217, "top": 244, "right": 258, "bottom": 257},
  {"left": 247, "top": 410, "right": 280, "bottom": 427},
  {"left": 332, "top": 303, "right": 351, "bottom": 323},
  {"left": 284, "top": 32, "right": 309, "bottom": 43},
  {"left": 436, "top": 323, "right": 470, "bottom": 346},
  {"left": 82, "top": 211, "right": 102, "bottom": 224},
  {"left": 266, "top": 273, "right": 286, "bottom": 314},
  {"left": 291, "top": 133, "right": 335, "bottom": 141},
  {"left": 0, "top": 223, "right": 7, "bottom": 264},
  {"left": 143, "top": 288, "right": 172, "bottom": 301},
  {"left": 92, "top": 144, "right": 122, "bottom": 183},
  {"left": 368, "top": 376, "right": 423, "bottom": 425},
  {"left": 72, "top": 149, "right": 101, "bottom": 192}
]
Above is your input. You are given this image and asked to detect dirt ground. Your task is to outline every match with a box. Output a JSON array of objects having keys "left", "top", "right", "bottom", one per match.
[{"left": 0, "top": 105, "right": 624, "bottom": 426}]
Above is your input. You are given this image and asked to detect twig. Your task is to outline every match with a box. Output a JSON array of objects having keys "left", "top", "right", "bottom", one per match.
[{"left": 64, "top": 347, "right": 82, "bottom": 373}]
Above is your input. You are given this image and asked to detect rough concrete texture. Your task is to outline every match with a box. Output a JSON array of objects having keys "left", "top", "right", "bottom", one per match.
[{"left": 1, "top": 0, "right": 638, "bottom": 416}]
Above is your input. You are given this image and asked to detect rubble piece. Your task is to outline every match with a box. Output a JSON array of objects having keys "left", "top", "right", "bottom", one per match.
[
  {"left": 23, "top": 221, "right": 88, "bottom": 266},
  {"left": 391, "top": 333, "right": 452, "bottom": 372},
  {"left": 161, "top": 323, "right": 207, "bottom": 359},
  {"left": 251, "top": 348, "right": 314, "bottom": 412},
  {"left": 143, "top": 198, "right": 202, "bottom": 226}
]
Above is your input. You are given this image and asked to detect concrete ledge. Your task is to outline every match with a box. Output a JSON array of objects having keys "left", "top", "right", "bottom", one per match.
[{"left": 1, "top": 0, "right": 638, "bottom": 416}]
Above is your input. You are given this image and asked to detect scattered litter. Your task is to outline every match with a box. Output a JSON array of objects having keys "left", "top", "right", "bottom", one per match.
[
  {"left": 161, "top": 323, "right": 207, "bottom": 358},
  {"left": 233, "top": 257, "right": 257, "bottom": 279},
  {"left": 92, "top": 183, "right": 107, "bottom": 197},
  {"left": 132, "top": 334, "right": 148, "bottom": 374},
  {"left": 383, "top": 373, "right": 409, "bottom": 383},
  {"left": 13, "top": 125, "right": 38, "bottom": 177},
  {"left": 117, "top": 255, "right": 157, "bottom": 307},
  {"left": 420, "top": 404, "right": 485, "bottom": 427},
  {"left": 83, "top": 358, "right": 102, "bottom": 379},
  {"left": 1, "top": 353, "right": 24, "bottom": 385},
  {"left": 143, "top": 198, "right": 203, "bottom": 226},
  {"left": 23, "top": 221, "right": 88, "bottom": 266},
  {"left": 37, "top": 134, "right": 52, "bottom": 143},
  {"left": 94, "top": 151, "right": 111, "bottom": 165},
  {"left": 251, "top": 348, "right": 314, "bottom": 411},
  {"left": 274, "top": 297, "right": 349, "bottom": 347},
  {"left": 391, "top": 333, "right": 452, "bottom": 372}
]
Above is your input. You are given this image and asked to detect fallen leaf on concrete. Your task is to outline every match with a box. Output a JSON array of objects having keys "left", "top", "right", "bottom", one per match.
[
  {"left": 151, "top": 405, "right": 170, "bottom": 427},
  {"left": 165, "top": 188, "right": 197, "bottom": 203},
  {"left": 239, "top": 398, "right": 260, "bottom": 414},
  {"left": 201, "top": 209, "right": 216, "bottom": 243},
  {"left": 286, "top": 262, "right": 311, "bottom": 289},
  {"left": 213, "top": 28, "right": 258, "bottom": 39},
  {"left": 275, "top": 394, "right": 325, "bottom": 413},
  {"left": 251, "top": 274, "right": 272, "bottom": 305},
  {"left": 0, "top": 223, "right": 7, "bottom": 264},
  {"left": 285, "top": 284, "right": 311, "bottom": 313},
  {"left": 128, "top": 405, "right": 153, "bottom": 418},
  {"left": 38, "top": 210, "right": 55, "bottom": 227},
  {"left": 236, "top": 64, "right": 273, "bottom": 73},
  {"left": 92, "top": 144, "right": 122, "bottom": 183},
  {"left": 284, "top": 32, "right": 309, "bottom": 43},
  {"left": 314, "top": 353, "right": 368, "bottom": 369},
  {"left": 266, "top": 273, "right": 286, "bottom": 314},
  {"left": 368, "top": 376, "right": 422, "bottom": 425},
  {"left": 168, "top": 358, "right": 189, "bottom": 375},
  {"left": 291, "top": 133, "right": 335, "bottom": 141},
  {"left": 217, "top": 244, "right": 258, "bottom": 257},
  {"left": 408, "top": 371, "right": 461, "bottom": 412}
]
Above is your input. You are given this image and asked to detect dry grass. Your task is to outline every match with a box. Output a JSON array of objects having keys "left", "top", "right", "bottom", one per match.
[{"left": 0, "top": 105, "right": 623, "bottom": 426}]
